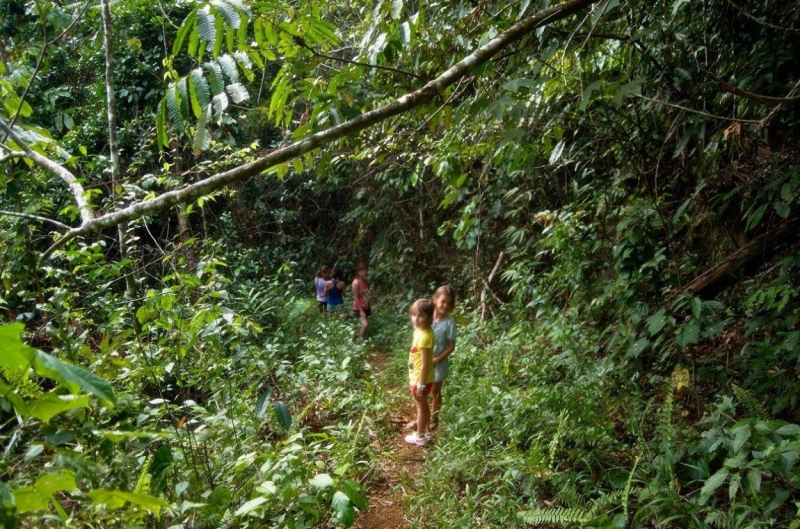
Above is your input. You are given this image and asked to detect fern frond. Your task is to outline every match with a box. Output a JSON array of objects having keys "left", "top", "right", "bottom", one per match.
[
  {"left": 548, "top": 409, "right": 569, "bottom": 469},
  {"left": 705, "top": 510, "right": 732, "bottom": 528},
  {"left": 622, "top": 455, "right": 640, "bottom": 520},
  {"left": 732, "top": 384, "right": 770, "bottom": 419},
  {"left": 657, "top": 383, "right": 676, "bottom": 453},
  {"left": 134, "top": 456, "right": 153, "bottom": 495},
  {"left": 588, "top": 489, "right": 625, "bottom": 516},
  {"left": 789, "top": 505, "right": 800, "bottom": 529},
  {"left": 519, "top": 507, "right": 592, "bottom": 525}
]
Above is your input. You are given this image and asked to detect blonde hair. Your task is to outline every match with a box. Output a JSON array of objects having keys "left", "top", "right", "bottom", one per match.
[
  {"left": 410, "top": 298, "right": 434, "bottom": 328},
  {"left": 316, "top": 265, "right": 330, "bottom": 278},
  {"left": 432, "top": 285, "right": 456, "bottom": 309}
]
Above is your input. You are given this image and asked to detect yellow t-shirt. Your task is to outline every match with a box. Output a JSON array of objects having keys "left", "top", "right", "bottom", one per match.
[{"left": 408, "top": 327, "right": 435, "bottom": 386}]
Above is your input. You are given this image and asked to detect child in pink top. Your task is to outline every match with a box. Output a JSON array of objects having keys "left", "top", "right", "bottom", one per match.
[{"left": 351, "top": 262, "right": 371, "bottom": 339}]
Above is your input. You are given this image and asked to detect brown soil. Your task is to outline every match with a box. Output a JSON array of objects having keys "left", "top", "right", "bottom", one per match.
[{"left": 353, "top": 352, "right": 426, "bottom": 529}]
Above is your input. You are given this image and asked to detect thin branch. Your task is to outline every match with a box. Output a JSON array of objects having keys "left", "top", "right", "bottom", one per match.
[
  {"left": 0, "top": 141, "right": 26, "bottom": 158},
  {"left": 720, "top": 80, "right": 800, "bottom": 104},
  {"left": 0, "top": 119, "right": 94, "bottom": 224},
  {"left": 758, "top": 79, "right": 800, "bottom": 130},
  {"left": 726, "top": 0, "right": 800, "bottom": 33},
  {"left": 0, "top": 210, "right": 70, "bottom": 230},
  {"left": 298, "top": 40, "right": 427, "bottom": 82},
  {"left": 41, "top": 0, "right": 597, "bottom": 259},
  {"left": 633, "top": 94, "right": 762, "bottom": 124}
]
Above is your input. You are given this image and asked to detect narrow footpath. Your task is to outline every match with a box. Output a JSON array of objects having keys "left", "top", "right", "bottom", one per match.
[{"left": 353, "top": 351, "right": 425, "bottom": 529}]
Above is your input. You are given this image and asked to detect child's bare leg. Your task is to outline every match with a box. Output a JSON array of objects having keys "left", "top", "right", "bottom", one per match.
[
  {"left": 358, "top": 314, "right": 369, "bottom": 338},
  {"left": 430, "top": 381, "right": 442, "bottom": 427},
  {"left": 416, "top": 394, "right": 429, "bottom": 436}
]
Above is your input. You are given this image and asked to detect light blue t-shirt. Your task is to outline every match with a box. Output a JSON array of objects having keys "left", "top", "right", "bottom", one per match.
[{"left": 432, "top": 317, "right": 457, "bottom": 356}]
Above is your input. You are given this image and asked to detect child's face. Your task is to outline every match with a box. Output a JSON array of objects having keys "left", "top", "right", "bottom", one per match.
[
  {"left": 411, "top": 311, "right": 428, "bottom": 329},
  {"left": 434, "top": 294, "right": 452, "bottom": 315}
]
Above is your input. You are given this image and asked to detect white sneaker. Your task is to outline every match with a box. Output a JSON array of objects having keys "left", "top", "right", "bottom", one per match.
[{"left": 404, "top": 432, "right": 427, "bottom": 447}]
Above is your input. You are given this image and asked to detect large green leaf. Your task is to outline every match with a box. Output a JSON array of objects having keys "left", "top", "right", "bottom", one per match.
[
  {"left": 699, "top": 468, "right": 729, "bottom": 504},
  {"left": 28, "top": 394, "right": 89, "bottom": 421},
  {"left": 88, "top": 489, "right": 170, "bottom": 516},
  {"left": 308, "top": 473, "right": 333, "bottom": 489},
  {"left": 340, "top": 480, "right": 368, "bottom": 510},
  {"left": 235, "top": 496, "right": 267, "bottom": 516},
  {"left": 226, "top": 82, "right": 249, "bottom": 104},
  {"left": 254, "top": 389, "right": 271, "bottom": 421},
  {"left": 189, "top": 69, "right": 210, "bottom": 118},
  {"left": 156, "top": 98, "right": 168, "bottom": 147},
  {"left": 205, "top": 62, "right": 224, "bottom": 95},
  {"left": 332, "top": 491, "right": 355, "bottom": 526},
  {"left": 0, "top": 323, "right": 35, "bottom": 376},
  {"left": 212, "top": 0, "right": 241, "bottom": 30},
  {"left": 0, "top": 481, "right": 17, "bottom": 529},
  {"left": 177, "top": 78, "right": 190, "bottom": 120},
  {"left": 33, "top": 351, "right": 116, "bottom": 405},
  {"left": 217, "top": 54, "right": 239, "bottom": 83},
  {"left": 272, "top": 401, "right": 292, "bottom": 430},
  {"left": 173, "top": 9, "right": 197, "bottom": 55},
  {"left": 0, "top": 379, "right": 29, "bottom": 417},
  {"left": 196, "top": 6, "right": 216, "bottom": 51},
  {"left": 166, "top": 84, "right": 184, "bottom": 130},
  {"left": 13, "top": 470, "right": 76, "bottom": 514},
  {"left": 148, "top": 444, "right": 173, "bottom": 495},
  {"left": 192, "top": 104, "right": 211, "bottom": 153}
]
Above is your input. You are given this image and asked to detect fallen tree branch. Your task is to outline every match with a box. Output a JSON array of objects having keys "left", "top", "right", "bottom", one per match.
[
  {"left": 720, "top": 80, "right": 800, "bottom": 104},
  {"left": 40, "top": 0, "right": 597, "bottom": 259},
  {"left": 682, "top": 215, "right": 800, "bottom": 297},
  {"left": 0, "top": 119, "right": 94, "bottom": 225},
  {"left": 0, "top": 209, "right": 70, "bottom": 230}
]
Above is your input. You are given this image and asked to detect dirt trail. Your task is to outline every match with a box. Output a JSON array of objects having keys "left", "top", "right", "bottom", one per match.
[{"left": 353, "top": 352, "right": 424, "bottom": 529}]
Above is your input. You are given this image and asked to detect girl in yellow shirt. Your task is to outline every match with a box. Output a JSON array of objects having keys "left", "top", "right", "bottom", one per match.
[{"left": 405, "top": 299, "right": 435, "bottom": 447}]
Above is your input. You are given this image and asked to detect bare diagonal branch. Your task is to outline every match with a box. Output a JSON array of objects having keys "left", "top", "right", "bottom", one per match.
[
  {"left": 0, "top": 120, "right": 94, "bottom": 224},
  {"left": 0, "top": 209, "right": 70, "bottom": 230}
]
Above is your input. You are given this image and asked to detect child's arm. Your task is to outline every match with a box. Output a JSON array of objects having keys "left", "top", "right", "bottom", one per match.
[
  {"left": 418, "top": 347, "right": 432, "bottom": 388},
  {"left": 433, "top": 340, "right": 455, "bottom": 365},
  {"left": 351, "top": 280, "right": 364, "bottom": 313}
]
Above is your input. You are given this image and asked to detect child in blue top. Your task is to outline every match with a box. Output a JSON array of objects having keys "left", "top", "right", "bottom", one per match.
[
  {"left": 430, "top": 285, "right": 457, "bottom": 430},
  {"left": 324, "top": 267, "right": 345, "bottom": 312}
]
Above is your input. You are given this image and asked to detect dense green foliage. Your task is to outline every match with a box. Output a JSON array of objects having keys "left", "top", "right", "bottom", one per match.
[{"left": 2, "top": 0, "right": 800, "bottom": 527}]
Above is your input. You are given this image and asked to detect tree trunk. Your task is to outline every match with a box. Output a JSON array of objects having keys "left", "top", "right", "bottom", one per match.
[{"left": 102, "top": 0, "right": 140, "bottom": 332}]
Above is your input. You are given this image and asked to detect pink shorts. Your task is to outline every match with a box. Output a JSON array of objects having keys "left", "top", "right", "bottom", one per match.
[{"left": 410, "top": 385, "right": 432, "bottom": 397}]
